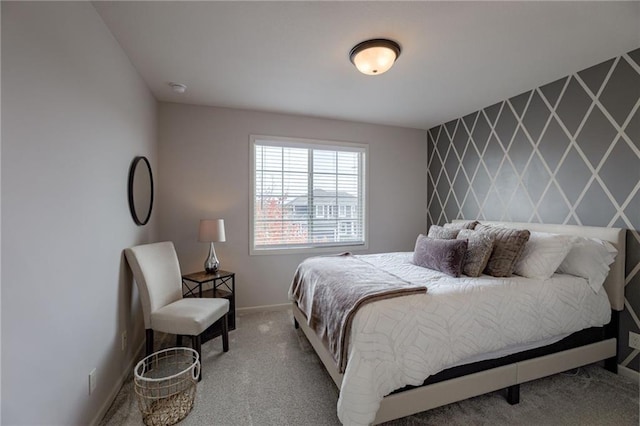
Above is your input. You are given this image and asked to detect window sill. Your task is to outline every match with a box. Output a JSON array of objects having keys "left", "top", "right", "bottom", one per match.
[{"left": 250, "top": 242, "right": 368, "bottom": 256}]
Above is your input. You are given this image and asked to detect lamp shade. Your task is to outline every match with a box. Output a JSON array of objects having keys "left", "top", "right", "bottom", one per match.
[
  {"left": 349, "top": 39, "right": 401, "bottom": 75},
  {"left": 198, "top": 219, "right": 226, "bottom": 242}
]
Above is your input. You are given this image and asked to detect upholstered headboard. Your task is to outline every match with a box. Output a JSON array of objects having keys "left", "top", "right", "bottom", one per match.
[{"left": 453, "top": 220, "right": 626, "bottom": 311}]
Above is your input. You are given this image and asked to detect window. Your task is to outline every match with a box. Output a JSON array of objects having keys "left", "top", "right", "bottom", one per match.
[{"left": 250, "top": 135, "right": 367, "bottom": 254}]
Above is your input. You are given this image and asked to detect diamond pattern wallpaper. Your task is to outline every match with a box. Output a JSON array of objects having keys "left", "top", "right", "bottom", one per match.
[{"left": 427, "top": 48, "right": 640, "bottom": 372}]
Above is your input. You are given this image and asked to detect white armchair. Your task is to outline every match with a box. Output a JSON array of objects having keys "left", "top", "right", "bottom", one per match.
[{"left": 124, "top": 242, "right": 229, "bottom": 377}]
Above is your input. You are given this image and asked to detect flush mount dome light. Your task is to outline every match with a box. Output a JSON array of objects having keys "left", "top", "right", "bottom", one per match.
[
  {"left": 169, "top": 82, "right": 187, "bottom": 93},
  {"left": 349, "top": 39, "right": 401, "bottom": 75}
]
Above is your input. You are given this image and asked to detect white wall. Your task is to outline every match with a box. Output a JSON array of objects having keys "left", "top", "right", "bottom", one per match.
[
  {"left": 2, "top": 3, "right": 157, "bottom": 424},
  {"left": 158, "top": 103, "right": 427, "bottom": 308}
]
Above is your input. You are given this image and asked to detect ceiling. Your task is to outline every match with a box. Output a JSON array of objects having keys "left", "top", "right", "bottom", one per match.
[{"left": 94, "top": 1, "right": 640, "bottom": 130}]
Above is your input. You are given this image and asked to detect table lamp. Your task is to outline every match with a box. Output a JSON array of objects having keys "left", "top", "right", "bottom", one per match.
[{"left": 199, "top": 219, "right": 226, "bottom": 273}]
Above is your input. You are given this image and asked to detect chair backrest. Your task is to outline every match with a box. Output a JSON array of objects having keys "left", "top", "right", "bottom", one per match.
[{"left": 124, "top": 241, "right": 183, "bottom": 328}]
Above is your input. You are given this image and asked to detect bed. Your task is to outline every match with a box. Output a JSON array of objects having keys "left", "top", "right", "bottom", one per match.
[{"left": 289, "top": 221, "right": 626, "bottom": 425}]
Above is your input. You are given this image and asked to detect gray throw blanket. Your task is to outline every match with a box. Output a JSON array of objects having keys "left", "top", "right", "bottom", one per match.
[{"left": 289, "top": 253, "right": 427, "bottom": 373}]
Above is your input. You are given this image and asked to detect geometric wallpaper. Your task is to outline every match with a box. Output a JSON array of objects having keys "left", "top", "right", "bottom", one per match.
[{"left": 427, "top": 48, "right": 640, "bottom": 372}]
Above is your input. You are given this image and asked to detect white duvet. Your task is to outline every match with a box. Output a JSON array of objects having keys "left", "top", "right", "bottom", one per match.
[{"left": 334, "top": 252, "right": 611, "bottom": 425}]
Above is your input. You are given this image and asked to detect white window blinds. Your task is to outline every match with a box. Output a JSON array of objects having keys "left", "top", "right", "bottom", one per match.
[{"left": 250, "top": 136, "right": 367, "bottom": 253}]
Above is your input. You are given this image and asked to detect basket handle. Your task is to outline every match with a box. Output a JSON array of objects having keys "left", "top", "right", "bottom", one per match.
[{"left": 192, "top": 359, "right": 201, "bottom": 381}]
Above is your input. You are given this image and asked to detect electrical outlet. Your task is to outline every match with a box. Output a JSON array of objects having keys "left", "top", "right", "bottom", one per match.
[
  {"left": 121, "top": 330, "right": 127, "bottom": 351},
  {"left": 89, "top": 368, "right": 97, "bottom": 395},
  {"left": 629, "top": 331, "right": 640, "bottom": 350}
]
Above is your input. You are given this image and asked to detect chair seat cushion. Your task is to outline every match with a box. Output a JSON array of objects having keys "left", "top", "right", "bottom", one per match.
[{"left": 151, "top": 298, "right": 229, "bottom": 336}]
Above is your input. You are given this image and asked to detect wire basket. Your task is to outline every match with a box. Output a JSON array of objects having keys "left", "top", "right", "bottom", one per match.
[{"left": 134, "top": 347, "right": 200, "bottom": 426}]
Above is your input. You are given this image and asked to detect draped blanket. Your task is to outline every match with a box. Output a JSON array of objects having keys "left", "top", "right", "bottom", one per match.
[{"left": 288, "top": 253, "right": 427, "bottom": 373}]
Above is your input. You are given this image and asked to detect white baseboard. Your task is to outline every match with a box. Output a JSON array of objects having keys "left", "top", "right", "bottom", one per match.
[
  {"left": 236, "top": 302, "right": 291, "bottom": 314},
  {"left": 617, "top": 364, "right": 640, "bottom": 384},
  {"left": 90, "top": 340, "right": 145, "bottom": 426}
]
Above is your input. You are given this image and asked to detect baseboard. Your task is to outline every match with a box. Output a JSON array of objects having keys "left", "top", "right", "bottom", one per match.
[
  {"left": 90, "top": 339, "right": 145, "bottom": 426},
  {"left": 236, "top": 302, "right": 290, "bottom": 314},
  {"left": 617, "top": 364, "right": 640, "bottom": 384}
]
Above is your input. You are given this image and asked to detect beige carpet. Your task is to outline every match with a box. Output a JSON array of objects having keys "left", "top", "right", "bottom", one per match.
[{"left": 101, "top": 310, "right": 639, "bottom": 425}]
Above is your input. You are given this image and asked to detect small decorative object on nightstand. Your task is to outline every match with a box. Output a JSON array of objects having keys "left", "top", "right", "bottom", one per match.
[
  {"left": 182, "top": 270, "right": 236, "bottom": 341},
  {"left": 198, "top": 219, "right": 225, "bottom": 273}
]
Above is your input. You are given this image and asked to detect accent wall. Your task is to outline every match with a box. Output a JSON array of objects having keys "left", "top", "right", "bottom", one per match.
[{"left": 426, "top": 48, "right": 640, "bottom": 372}]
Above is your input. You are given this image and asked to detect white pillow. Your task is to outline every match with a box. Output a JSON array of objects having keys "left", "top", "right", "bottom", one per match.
[
  {"left": 514, "top": 231, "right": 574, "bottom": 279},
  {"left": 557, "top": 237, "right": 618, "bottom": 293}
]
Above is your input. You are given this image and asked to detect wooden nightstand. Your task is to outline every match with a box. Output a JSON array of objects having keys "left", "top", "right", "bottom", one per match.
[{"left": 182, "top": 270, "right": 236, "bottom": 342}]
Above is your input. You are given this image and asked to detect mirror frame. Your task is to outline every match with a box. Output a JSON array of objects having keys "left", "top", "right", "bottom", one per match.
[{"left": 128, "top": 156, "right": 154, "bottom": 226}]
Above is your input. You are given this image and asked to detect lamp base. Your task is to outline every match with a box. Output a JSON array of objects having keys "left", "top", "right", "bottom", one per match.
[
  {"left": 204, "top": 242, "right": 220, "bottom": 273},
  {"left": 205, "top": 264, "right": 219, "bottom": 274}
]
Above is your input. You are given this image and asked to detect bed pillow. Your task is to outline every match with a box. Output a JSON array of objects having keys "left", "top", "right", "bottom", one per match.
[
  {"left": 513, "top": 231, "right": 574, "bottom": 279},
  {"left": 443, "top": 220, "right": 480, "bottom": 230},
  {"left": 413, "top": 234, "right": 468, "bottom": 277},
  {"left": 457, "top": 229, "right": 495, "bottom": 277},
  {"left": 427, "top": 225, "right": 459, "bottom": 239},
  {"left": 557, "top": 237, "right": 618, "bottom": 293},
  {"left": 475, "top": 224, "right": 530, "bottom": 277}
]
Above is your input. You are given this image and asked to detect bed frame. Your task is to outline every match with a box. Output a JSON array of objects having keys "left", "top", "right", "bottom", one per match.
[{"left": 291, "top": 221, "right": 626, "bottom": 424}]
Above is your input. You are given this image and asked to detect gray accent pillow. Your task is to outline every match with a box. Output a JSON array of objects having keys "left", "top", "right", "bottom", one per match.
[
  {"left": 413, "top": 234, "right": 468, "bottom": 277},
  {"left": 457, "top": 229, "right": 495, "bottom": 277},
  {"left": 475, "top": 224, "right": 531, "bottom": 277},
  {"left": 443, "top": 220, "right": 480, "bottom": 230},
  {"left": 427, "top": 225, "right": 459, "bottom": 239}
]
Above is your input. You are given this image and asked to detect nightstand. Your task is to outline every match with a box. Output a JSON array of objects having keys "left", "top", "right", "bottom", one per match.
[{"left": 182, "top": 270, "right": 236, "bottom": 342}]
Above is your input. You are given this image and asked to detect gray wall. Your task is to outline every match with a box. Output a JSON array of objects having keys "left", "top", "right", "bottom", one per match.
[
  {"left": 2, "top": 2, "right": 157, "bottom": 424},
  {"left": 157, "top": 103, "right": 427, "bottom": 308},
  {"left": 427, "top": 48, "right": 640, "bottom": 372}
]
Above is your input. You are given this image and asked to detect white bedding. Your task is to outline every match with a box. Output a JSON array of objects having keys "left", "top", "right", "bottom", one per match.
[{"left": 335, "top": 252, "right": 611, "bottom": 425}]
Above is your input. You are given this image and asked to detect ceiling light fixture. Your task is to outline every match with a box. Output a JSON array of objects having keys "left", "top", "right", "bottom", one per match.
[
  {"left": 169, "top": 82, "right": 187, "bottom": 93},
  {"left": 349, "top": 39, "right": 401, "bottom": 76}
]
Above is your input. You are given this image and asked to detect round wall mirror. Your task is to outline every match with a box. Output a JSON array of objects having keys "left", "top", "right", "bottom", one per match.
[{"left": 128, "top": 156, "right": 154, "bottom": 226}]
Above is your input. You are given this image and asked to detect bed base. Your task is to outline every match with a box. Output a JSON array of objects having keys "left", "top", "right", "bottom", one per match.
[
  {"left": 399, "top": 310, "right": 618, "bottom": 390},
  {"left": 292, "top": 303, "right": 617, "bottom": 424}
]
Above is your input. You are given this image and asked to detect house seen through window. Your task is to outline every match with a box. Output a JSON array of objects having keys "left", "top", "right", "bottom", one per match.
[{"left": 250, "top": 135, "right": 367, "bottom": 253}]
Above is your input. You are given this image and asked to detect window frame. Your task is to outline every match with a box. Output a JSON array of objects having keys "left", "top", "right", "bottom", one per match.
[{"left": 249, "top": 134, "right": 369, "bottom": 255}]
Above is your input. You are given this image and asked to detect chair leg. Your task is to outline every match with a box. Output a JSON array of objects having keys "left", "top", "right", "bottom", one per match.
[
  {"left": 222, "top": 313, "right": 229, "bottom": 352},
  {"left": 176, "top": 334, "right": 183, "bottom": 346},
  {"left": 192, "top": 335, "right": 202, "bottom": 382},
  {"left": 191, "top": 335, "right": 202, "bottom": 359},
  {"left": 145, "top": 329, "right": 154, "bottom": 356}
]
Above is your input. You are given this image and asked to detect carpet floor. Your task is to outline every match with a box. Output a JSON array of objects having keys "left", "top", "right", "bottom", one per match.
[{"left": 101, "top": 309, "right": 639, "bottom": 425}]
